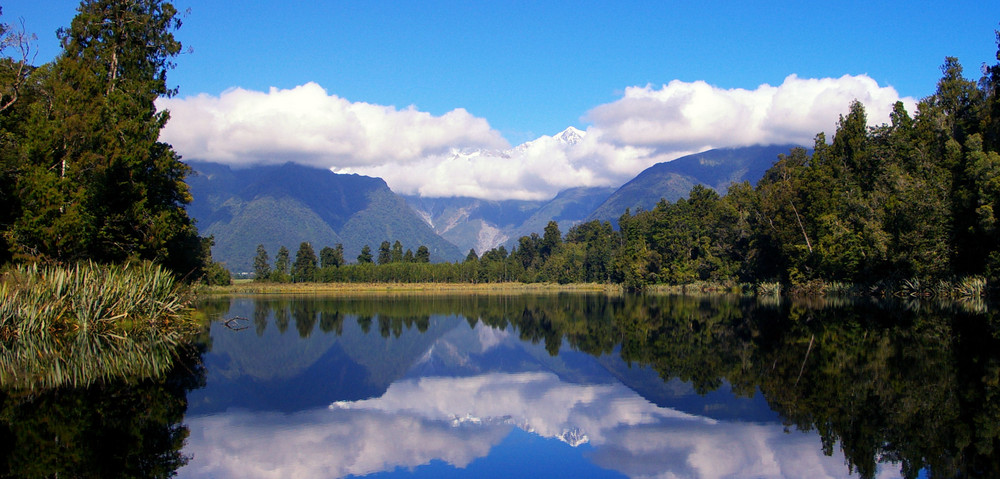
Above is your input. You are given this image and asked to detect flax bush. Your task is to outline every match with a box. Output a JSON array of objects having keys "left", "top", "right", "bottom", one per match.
[{"left": 0, "top": 262, "right": 195, "bottom": 389}]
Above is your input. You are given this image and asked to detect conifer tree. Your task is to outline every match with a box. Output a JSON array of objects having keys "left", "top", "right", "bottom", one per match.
[
  {"left": 292, "top": 242, "right": 317, "bottom": 283},
  {"left": 357, "top": 245, "right": 373, "bottom": 264},
  {"left": 253, "top": 244, "right": 270, "bottom": 281},
  {"left": 274, "top": 246, "right": 290, "bottom": 276}
]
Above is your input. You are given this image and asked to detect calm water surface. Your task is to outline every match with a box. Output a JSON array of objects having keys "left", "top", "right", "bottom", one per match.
[{"left": 2, "top": 293, "right": 997, "bottom": 478}]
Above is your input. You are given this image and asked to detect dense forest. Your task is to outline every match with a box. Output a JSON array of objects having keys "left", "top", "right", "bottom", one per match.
[
  {"left": 0, "top": 2, "right": 220, "bottom": 282},
  {"left": 255, "top": 37, "right": 1000, "bottom": 294}
]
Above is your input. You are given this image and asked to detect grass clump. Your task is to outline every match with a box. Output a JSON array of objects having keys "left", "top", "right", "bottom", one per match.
[
  {"left": 0, "top": 261, "right": 190, "bottom": 337},
  {"left": 0, "top": 261, "right": 196, "bottom": 389}
]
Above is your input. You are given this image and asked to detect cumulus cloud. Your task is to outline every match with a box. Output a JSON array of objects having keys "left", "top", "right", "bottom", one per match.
[
  {"left": 586, "top": 74, "right": 918, "bottom": 153},
  {"left": 160, "top": 76, "right": 918, "bottom": 201},
  {"left": 157, "top": 82, "right": 508, "bottom": 168},
  {"left": 337, "top": 128, "right": 654, "bottom": 200}
]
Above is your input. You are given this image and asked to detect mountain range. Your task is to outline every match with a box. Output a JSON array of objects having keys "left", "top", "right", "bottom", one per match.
[{"left": 184, "top": 132, "right": 802, "bottom": 271}]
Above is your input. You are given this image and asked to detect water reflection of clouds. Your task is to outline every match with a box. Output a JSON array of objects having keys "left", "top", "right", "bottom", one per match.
[
  {"left": 182, "top": 408, "right": 510, "bottom": 478},
  {"left": 181, "top": 372, "right": 901, "bottom": 478}
]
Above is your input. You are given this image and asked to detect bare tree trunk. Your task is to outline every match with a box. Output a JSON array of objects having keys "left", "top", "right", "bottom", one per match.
[{"left": 789, "top": 201, "right": 813, "bottom": 253}]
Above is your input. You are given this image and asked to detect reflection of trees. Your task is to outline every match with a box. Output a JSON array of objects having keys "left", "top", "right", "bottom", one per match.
[
  {"left": 0, "top": 342, "right": 206, "bottom": 477},
  {"left": 615, "top": 298, "right": 1000, "bottom": 479}
]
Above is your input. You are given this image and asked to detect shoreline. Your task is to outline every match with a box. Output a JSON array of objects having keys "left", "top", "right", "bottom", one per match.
[{"left": 198, "top": 281, "right": 624, "bottom": 295}]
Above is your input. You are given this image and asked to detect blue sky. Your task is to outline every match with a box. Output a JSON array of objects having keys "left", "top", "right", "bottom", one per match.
[{"left": 5, "top": 1, "right": 1000, "bottom": 199}]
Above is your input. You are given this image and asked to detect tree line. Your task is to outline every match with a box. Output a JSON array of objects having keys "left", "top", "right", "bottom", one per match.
[
  {"left": 253, "top": 240, "right": 432, "bottom": 283},
  {"left": 247, "top": 39, "right": 1000, "bottom": 293}
]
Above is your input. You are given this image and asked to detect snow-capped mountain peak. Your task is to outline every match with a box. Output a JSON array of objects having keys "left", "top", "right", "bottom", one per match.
[{"left": 555, "top": 126, "right": 585, "bottom": 145}]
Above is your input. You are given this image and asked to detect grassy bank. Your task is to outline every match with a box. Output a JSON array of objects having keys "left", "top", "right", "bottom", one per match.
[
  {"left": 203, "top": 275, "right": 994, "bottom": 300},
  {"left": 199, "top": 280, "right": 623, "bottom": 295}
]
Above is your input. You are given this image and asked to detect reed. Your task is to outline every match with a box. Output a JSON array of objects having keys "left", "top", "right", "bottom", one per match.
[
  {"left": 0, "top": 261, "right": 196, "bottom": 389},
  {"left": 0, "top": 261, "right": 191, "bottom": 337},
  {"left": 755, "top": 282, "right": 782, "bottom": 296}
]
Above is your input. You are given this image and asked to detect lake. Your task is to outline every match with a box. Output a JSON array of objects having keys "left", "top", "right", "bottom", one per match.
[{"left": 1, "top": 293, "right": 996, "bottom": 478}]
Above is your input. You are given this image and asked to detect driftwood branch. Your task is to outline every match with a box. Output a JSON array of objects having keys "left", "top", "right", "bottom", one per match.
[{"left": 222, "top": 316, "right": 248, "bottom": 331}]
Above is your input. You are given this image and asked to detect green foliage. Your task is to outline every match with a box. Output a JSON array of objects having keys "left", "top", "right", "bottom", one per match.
[
  {"left": 269, "top": 246, "right": 290, "bottom": 282},
  {"left": 357, "top": 244, "right": 373, "bottom": 264},
  {"left": 377, "top": 240, "right": 392, "bottom": 265},
  {"left": 0, "top": 0, "right": 205, "bottom": 278},
  {"left": 202, "top": 261, "right": 231, "bottom": 286},
  {"left": 319, "top": 244, "right": 345, "bottom": 268},
  {"left": 291, "top": 242, "right": 317, "bottom": 283},
  {"left": 391, "top": 240, "right": 404, "bottom": 263},
  {"left": 253, "top": 244, "right": 271, "bottom": 280},
  {"left": 415, "top": 245, "right": 430, "bottom": 263},
  {"left": 0, "top": 261, "right": 195, "bottom": 388},
  {"left": 197, "top": 236, "right": 230, "bottom": 285}
]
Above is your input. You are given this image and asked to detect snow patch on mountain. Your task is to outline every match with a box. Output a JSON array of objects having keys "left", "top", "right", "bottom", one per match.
[
  {"left": 421, "top": 207, "right": 467, "bottom": 235},
  {"left": 476, "top": 223, "right": 508, "bottom": 254}
]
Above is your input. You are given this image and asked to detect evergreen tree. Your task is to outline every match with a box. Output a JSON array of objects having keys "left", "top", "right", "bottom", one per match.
[
  {"left": 391, "top": 240, "right": 404, "bottom": 263},
  {"left": 464, "top": 249, "right": 478, "bottom": 263},
  {"left": 377, "top": 241, "right": 392, "bottom": 265},
  {"left": 541, "top": 221, "right": 562, "bottom": 259},
  {"left": 274, "top": 246, "right": 290, "bottom": 275},
  {"left": 253, "top": 244, "right": 270, "bottom": 281},
  {"left": 291, "top": 242, "right": 317, "bottom": 283},
  {"left": 416, "top": 245, "right": 431, "bottom": 263},
  {"left": 357, "top": 244, "right": 373, "bottom": 264},
  {"left": 319, "top": 244, "right": 345, "bottom": 268}
]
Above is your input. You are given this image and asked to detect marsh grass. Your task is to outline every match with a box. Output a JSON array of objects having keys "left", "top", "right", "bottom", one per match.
[
  {"left": 872, "top": 276, "right": 990, "bottom": 299},
  {"left": 0, "top": 261, "right": 195, "bottom": 389}
]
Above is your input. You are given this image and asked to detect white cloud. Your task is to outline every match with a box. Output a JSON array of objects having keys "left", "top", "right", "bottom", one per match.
[
  {"left": 586, "top": 74, "right": 918, "bottom": 153},
  {"left": 160, "top": 76, "right": 918, "bottom": 201},
  {"left": 337, "top": 129, "right": 652, "bottom": 201},
  {"left": 157, "top": 82, "right": 509, "bottom": 168}
]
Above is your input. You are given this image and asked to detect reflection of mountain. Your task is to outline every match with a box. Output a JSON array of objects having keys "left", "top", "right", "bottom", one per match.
[
  {"left": 407, "top": 321, "right": 619, "bottom": 385},
  {"left": 187, "top": 298, "right": 463, "bottom": 414},
  {"left": 185, "top": 294, "right": 938, "bottom": 479},
  {"left": 189, "top": 296, "right": 780, "bottom": 421}
]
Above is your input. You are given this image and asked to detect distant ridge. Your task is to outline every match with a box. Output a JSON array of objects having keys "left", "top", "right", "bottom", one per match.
[
  {"left": 588, "top": 144, "right": 801, "bottom": 223},
  {"left": 405, "top": 185, "right": 615, "bottom": 255}
]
